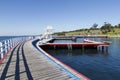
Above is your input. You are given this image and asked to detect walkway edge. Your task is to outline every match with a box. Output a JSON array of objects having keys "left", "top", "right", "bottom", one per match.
[
  {"left": 32, "top": 39, "right": 90, "bottom": 80},
  {"left": 0, "top": 44, "right": 18, "bottom": 64}
]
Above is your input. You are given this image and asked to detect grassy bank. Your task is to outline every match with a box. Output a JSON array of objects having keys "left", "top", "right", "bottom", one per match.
[{"left": 54, "top": 28, "right": 120, "bottom": 36}]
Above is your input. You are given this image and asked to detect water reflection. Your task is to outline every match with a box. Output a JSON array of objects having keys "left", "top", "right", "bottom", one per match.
[
  {"left": 43, "top": 38, "right": 120, "bottom": 80},
  {"left": 42, "top": 38, "right": 120, "bottom": 80},
  {"left": 46, "top": 48, "right": 109, "bottom": 57}
]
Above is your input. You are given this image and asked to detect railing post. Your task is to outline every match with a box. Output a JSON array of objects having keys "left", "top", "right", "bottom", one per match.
[
  {"left": 14, "top": 38, "right": 17, "bottom": 46},
  {"left": 0, "top": 36, "right": 33, "bottom": 60},
  {"left": 7, "top": 40, "right": 10, "bottom": 50},
  {"left": 0, "top": 36, "right": 32, "bottom": 62},
  {"left": 4, "top": 40, "right": 8, "bottom": 54},
  {"left": 12, "top": 38, "right": 14, "bottom": 47},
  {"left": 10, "top": 39, "right": 12, "bottom": 48},
  {"left": 0, "top": 42, "right": 3, "bottom": 59}
]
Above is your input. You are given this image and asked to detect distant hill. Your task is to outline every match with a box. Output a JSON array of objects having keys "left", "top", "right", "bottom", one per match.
[{"left": 54, "top": 23, "right": 120, "bottom": 36}]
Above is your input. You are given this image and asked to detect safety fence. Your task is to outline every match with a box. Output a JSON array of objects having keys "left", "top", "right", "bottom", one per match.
[{"left": 0, "top": 36, "right": 34, "bottom": 64}]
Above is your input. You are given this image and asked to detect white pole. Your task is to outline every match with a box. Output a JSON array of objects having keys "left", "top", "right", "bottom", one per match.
[
  {"left": 0, "top": 42, "right": 3, "bottom": 59},
  {"left": 7, "top": 40, "right": 10, "bottom": 50},
  {"left": 4, "top": 40, "right": 8, "bottom": 53},
  {"left": 10, "top": 39, "right": 13, "bottom": 48}
]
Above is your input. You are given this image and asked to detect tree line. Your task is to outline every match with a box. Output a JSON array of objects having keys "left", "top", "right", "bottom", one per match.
[
  {"left": 54, "top": 22, "right": 120, "bottom": 36},
  {"left": 90, "top": 22, "right": 120, "bottom": 34}
]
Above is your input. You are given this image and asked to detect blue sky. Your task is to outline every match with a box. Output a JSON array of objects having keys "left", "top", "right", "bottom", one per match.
[{"left": 0, "top": 0, "right": 120, "bottom": 35}]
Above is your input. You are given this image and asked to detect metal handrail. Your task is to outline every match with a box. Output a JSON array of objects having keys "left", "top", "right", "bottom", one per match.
[{"left": 0, "top": 36, "right": 34, "bottom": 61}]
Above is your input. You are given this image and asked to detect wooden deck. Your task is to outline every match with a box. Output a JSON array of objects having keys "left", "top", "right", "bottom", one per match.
[{"left": 0, "top": 40, "right": 88, "bottom": 80}]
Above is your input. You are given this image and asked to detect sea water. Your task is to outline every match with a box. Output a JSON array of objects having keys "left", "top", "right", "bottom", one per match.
[
  {"left": 0, "top": 36, "right": 16, "bottom": 41},
  {"left": 45, "top": 38, "right": 120, "bottom": 80}
]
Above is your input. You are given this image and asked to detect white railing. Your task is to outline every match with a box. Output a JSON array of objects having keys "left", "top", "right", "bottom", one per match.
[{"left": 0, "top": 36, "right": 34, "bottom": 62}]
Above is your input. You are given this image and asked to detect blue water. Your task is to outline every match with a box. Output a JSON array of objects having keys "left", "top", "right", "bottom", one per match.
[
  {"left": 45, "top": 38, "right": 120, "bottom": 80},
  {"left": 0, "top": 36, "right": 25, "bottom": 42},
  {"left": 0, "top": 36, "right": 32, "bottom": 42},
  {"left": 0, "top": 36, "right": 15, "bottom": 41}
]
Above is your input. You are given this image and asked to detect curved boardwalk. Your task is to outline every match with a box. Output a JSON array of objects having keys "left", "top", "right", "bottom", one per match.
[{"left": 0, "top": 40, "right": 75, "bottom": 80}]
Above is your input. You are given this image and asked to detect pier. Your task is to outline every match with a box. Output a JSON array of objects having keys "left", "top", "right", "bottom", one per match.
[
  {"left": 39, "top": 39, "right": 109, "bottom": 52},
  {"left": 0, "top": 37, "right": 90, "bottom": 80}
]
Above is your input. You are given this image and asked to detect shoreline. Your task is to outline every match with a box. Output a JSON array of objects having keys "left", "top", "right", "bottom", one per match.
[{"left": 53, "top": 35, "right": 120, "bottom": 38}]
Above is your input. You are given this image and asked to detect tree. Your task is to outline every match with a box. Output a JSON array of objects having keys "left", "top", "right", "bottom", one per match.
[
  {"left": 118, "top": 24, "right": 120, "bottom": 28},
  {"left": 90, "top": 23, "right": 98, "bottom": 30},
  {"left": 114, "top": 25, "right": 118, "bottom": 28},
  {"left": 101, "top": 22, "right": 112, "bottom": 34}
]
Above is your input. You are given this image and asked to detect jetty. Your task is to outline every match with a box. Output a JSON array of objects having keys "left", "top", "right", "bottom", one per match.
[
  {"left": 39, "top": 38, "right": 109, "bottom": 52},
  {"left": 0, "top": 36, "right": 90, "bottom": 80},
  {"left": 0, "top": 27, "right": 110, "bottom": 80}
]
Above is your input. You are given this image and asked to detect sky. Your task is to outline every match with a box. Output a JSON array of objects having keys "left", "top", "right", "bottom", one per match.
[{"left": 0, "top": 0, "right": 120, "bottom": 36}]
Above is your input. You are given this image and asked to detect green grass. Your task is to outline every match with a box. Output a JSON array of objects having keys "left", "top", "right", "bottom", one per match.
[
  {"left": 107, "top": 28, "right": 120, "bottom": 36},
  {"left": 54, "top": 28, "right": 120, "bottom": 36}
]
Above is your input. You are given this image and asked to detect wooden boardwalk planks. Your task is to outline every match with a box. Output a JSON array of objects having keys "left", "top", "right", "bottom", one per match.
[{"left": 0, "top": 40, "right": 76, "bottom": 80}]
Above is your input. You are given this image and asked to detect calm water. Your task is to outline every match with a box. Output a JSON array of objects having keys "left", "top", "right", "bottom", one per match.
[
  {"left": 0, "top": 36, "right": 22, "bottom": 42},
  {"left": 45, "top": 38, "right": 120, "bottom": 80},
  {"left": 0, "top": 36, "right": 31, "bottom": 42},
  {"left": 0, "top": 36, "right": 14, "bottom": 41}
]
